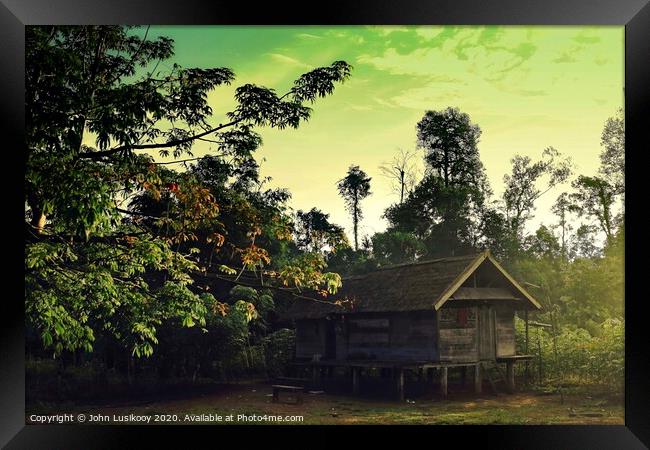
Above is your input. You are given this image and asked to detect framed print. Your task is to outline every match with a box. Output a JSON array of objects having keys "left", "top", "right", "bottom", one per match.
[{"left": 3, "top": 0, "right": 649, "bottom": 448}]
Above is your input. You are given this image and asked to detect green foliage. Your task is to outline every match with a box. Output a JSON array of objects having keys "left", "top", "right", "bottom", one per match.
[
  {"left": 502, "top": 147, "right": 573, "bottom": 242},
  {"left": 295, "top": 208, "right": 349, "bottom": 254},
  {"left": 511, "top": 227, "right": 623, "bottom": 329},
  {"left": 326, "top": 246, "right": 378, "bottom": 276},
  {"left": 384, "top": 174, "right": 484, "bottom": 257},
  {"left": 416, "top": 107, "right": 485, "bottom": 187},
  {"left": 569, "top": 175, "right": 617, "bottom": 241},
  {"left": 523, "top": 225, "right": 561, "bottom": 259},
  {"left": 599, "top": 108, "right": 624, "bottom": 195},
  {"left": 261, "top": 329, "right": 296, "bottom": 377},
  {"left": 371, "top": 230, "right": 426, "bottom": 265},
  {"left": 515, "top": 317, "right": 623, "bottom": 393},
  {"left": 25, "top": 25, "right": 350, "bottom": 362}
]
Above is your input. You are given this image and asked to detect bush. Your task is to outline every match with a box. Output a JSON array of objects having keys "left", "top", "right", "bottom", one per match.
[
  {"left": 261, "top": 328, "right": 295, "bottom": 377},
  {"left": 515, "top": 316, "right": 624, "bottom": 393}
]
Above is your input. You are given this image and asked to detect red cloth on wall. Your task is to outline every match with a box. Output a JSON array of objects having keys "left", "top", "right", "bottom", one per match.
[{"left": 457, "top": 308, "right": 469, "bottom": 327}]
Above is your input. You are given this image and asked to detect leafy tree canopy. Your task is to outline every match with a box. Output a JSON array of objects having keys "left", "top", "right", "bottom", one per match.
[
  {"left": 25, "top": 25, "right": 351, "bottom": 358},
  {"left": 295, "top": 208, "right": 349, "bottom": 254}
]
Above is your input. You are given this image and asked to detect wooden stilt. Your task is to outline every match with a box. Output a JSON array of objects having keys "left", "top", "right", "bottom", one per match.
[
  {"left": 352, "top": 367, "right": 359, "bottom": 395},
  {"left": 461, "top": 366, "right": 467, "bottom": 388},
  {"left": 506, "top": 361, "right": 515, "bottom": 393},
  {"left": 396, "top": 368, "right": 404, "bottom": 401},
  {"left": 474, "top": 363, "right": 482, "bottom": 394},
  {"left": 525, "top": 309, "right": 530, "bottom": 385},
  {"left": 440, "top": 366, "right": 448, "bottom": 399}
]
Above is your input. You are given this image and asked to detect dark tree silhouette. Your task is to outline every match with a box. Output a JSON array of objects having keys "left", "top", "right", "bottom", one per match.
[
  {"left": 337, "top": 165, "right": 371, "bottom": 251},
  {"left": 379, "top": 148, "right": 418, "bottom": 204},
  {"left": 416, "top": 107, "right": 484, "bottom": 187},
  {"left": 295, "top": 208, "right": 348, "bottom": 253},
  {"left": 599, "top": 108, "right": 625, "bottom": 195}
]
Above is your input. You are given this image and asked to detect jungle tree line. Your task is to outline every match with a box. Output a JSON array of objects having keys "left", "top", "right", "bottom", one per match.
[{"left": 318, "top": 106, "right": 623, "bottom": 332}]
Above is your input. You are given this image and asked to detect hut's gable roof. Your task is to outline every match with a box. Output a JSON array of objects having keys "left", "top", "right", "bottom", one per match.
[{"left": 285, "top": 251, "right": 541, "bottom": 320}]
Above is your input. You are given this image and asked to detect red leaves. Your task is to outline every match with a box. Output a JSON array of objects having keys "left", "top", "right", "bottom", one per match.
[
  {"left": 212, "top": 301, "right": 229, "bottom": 317},
  {"left": 206, "top": 232, "right": 225, "bottom": 249},
  {"left": 238, "top": 244, "right": 271, "bottom": 269}
]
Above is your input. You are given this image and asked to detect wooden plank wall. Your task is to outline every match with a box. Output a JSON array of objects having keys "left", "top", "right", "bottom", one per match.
[
  {"left": 334, "top": 320, "right": 348, "bottom": 360},
  {"left": 438, "top": 306, "right": 479, "bottom": 362},
  {"left": 478, "top": 306, "right": 495, "bottom": 360},
  {"left": 344, "top": 312, "right": 438, "bottom": 361},
  {"left": 495, "top": 308, "right": 516, "bottom": 356},
  {"left": 295, "top": 319, "right": 325, "bottom": 359}
]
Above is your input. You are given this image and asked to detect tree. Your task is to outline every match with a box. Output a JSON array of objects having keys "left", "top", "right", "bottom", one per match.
[
  {"left": 378, "top": 148, "right": 419, "bottom": 204},
  {"left": 25, "top": 25, "right": 352, "bottom": 358},
  {"left": 569, "top": 224, "right": 601, "bottom": 259},
  {"left": 476, "top": 206, "right": 518, "bottom": 260},
  {"left": 384, "top": 174, "right": 481, "bottom": 256},
  {"left": 383, "top": 108, "right": 491, "bottom": 257},
  {"left": 599, "top": 108, "right": 625, "bottom": 195},
  {"left": 371, "top": 231, "right": 426, "bottom": 265},
  {"left": 294, "top": 208, "right": 349, "bottom": 254},
  {"left": 336, "top": 165, "right": 372, "bottom": 251},
  {"left": 501, "top": 147, "right": 572, "bottom": 248},
  {"left": 524, "top": 225, "right": 562, "bottom": 259},
  {"left": 569, "top": 175, "right": 617, "bottom": 243},
  {"left": 416, "top": 107, "right": 485, "bottom": 187},
  {"left": 551, "top": 193, "right": 573, "bottom": 260}
]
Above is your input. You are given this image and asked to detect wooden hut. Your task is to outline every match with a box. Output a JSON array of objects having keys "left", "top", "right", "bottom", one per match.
[{"left": 284, "top": 250, "right": 540, "bottom": 399}]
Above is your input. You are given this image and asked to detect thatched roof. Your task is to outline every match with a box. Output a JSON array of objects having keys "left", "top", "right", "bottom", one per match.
[{"left": 284, "top": 251, "right": 541, "bottom": 320}]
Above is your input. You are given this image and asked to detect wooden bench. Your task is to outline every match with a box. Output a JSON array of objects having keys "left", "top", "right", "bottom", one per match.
[
  {"left": 272, "top": 385, "right": 304, "bottom": 404},
  {"left": 275, "top": 376, "right": 307, "bottom": 387}
]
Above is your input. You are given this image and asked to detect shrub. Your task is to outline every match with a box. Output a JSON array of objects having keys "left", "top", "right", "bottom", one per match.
[
  {"left": 261, "top": 328, "right": 295, "bottom": 377},
  {"left": 515, "top": 316, "right": 623, "bottom": 393}
]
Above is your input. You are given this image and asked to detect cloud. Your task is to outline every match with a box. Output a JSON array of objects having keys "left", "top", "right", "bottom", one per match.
[
  {"left": 295, "top": 33, "right": 322, "bottom": 40},
  {"left": 511, "top": 88, "right": 547, "bottom": 97},
  {"left": 414, "top": 27, "right": 446, "bottom": 41},
  {"left": 552, "top": 43, "right": 591, "bottom": 64},
  {"left": 368, "top": 26, "right": 412, "bottom": 36},
  {"left": 573, "top": 31, "right": 601, "bottom": 44},
  {"left": 389, "top": 86, "right": 464, "bottom": 110},
  {"left": 266, "top": 53, "right": 311, "bottom": 69},
  {"left": 553, "top": 52, "right": 578, "bottom": 63},
  {"left": 345, "top": 103, "right": 374, "bottom": 112},
  {"left": 358, "top": 28, "right": 538, "bottom": 87},
  {"left": 373, "top": 97, "right": 398, "bottom": 108}
]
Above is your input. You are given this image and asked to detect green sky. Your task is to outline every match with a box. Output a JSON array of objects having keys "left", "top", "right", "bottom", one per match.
[{"left": 146, "top": 25, "right": 624, "bottom": 241}]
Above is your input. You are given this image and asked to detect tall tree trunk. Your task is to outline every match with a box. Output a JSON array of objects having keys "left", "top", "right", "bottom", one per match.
[
  {"left": 562, "top": 209, "right": 566, "bottom": 260},
  {"left": 27, "top": 189, "right": 46, "bottom": 235},
  {"left": 443, "top": 147, "right": 449, "bottom": 187},
  {"left": 353, "top": 196, "right": 359, "bottom": 251},
  {"left": 31, "top": 206, "right": 46, "bottom": 233}
]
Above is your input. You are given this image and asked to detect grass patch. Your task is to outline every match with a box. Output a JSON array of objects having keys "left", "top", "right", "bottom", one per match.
[{"left": 28, "top": 381, "right": 624, "bottom": 425}]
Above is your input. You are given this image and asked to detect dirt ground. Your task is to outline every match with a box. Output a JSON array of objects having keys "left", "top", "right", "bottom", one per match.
[{"left": 28, "top": 382, "right": 624, "bottom": 425}]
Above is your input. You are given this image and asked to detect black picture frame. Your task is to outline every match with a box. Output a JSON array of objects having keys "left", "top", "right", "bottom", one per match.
[{"left": 3, "top": 1, "right": 648, "bottom": 448}]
